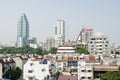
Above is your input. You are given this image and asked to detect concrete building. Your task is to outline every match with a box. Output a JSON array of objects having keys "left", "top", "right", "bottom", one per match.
[
  {"left": 76, "top": 27, "right": 93, "bottom": 49},
  {"left": 56, "top": 19, "right": 65, "bottom": 42},
  {"left": 28, "top": 37, "right": 38, "bottom": 48},
  {"left": 17, "top": 13, "right": 29, "bottom": 47},
  {"left": 23, "top": 59, "right": 56, "bottom": 80},
  {"left": 12, "top": 56, "right": 28, "bottom": 70},
  {"left": 54, "top": 19, "right": 65, "bottom": 48},
  {"left": 88, "top": 32, "right": 110, "bottom": 55},
  {"left": 46, "top": 37, "right": 55, "bottom": 51},
  {"left": 0, "top": 63, "right": 2, "bottom": 79},
  {"left": 78, "top": 61, "right": 93, "bottom": 80},
  {"left": 57, "top": 42, "right": 76, "bottom": 54},
  {"left": 54, "top": 35, "right": 63, "bottom": 47}
]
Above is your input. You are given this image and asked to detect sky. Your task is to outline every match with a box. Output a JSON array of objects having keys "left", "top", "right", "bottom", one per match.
[{"left": 0, "top": 0, "right": 120, "bottom": 46}]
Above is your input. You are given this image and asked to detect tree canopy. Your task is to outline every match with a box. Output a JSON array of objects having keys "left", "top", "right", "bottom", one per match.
[
  {"left": 100, "top": 66, "right": 120, "bottom": 80},
  {"left": 5, "top": 67, "right": 22, "bottom": 80},
  {"left": 49, "top": 47, "right": 57, "bottom": 54},
  {"left": 76, "top": 47, "right": 89, "bottom": 54},
  {"left": 0, "top": 46, "right": 48, "bottom": 55}
]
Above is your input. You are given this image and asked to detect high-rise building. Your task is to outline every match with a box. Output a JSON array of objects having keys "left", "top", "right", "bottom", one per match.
[
  {"left": 76, "top": 27, "right": 93, "bottom": 48},
  {"left": 17, "top": 13, "right": 29, "bottom": 47},
  {"left": 56, "top": 19, "right": 65, "bottom": 42},
  {"left": 46, "top": 37, "right": 55, "bottom": 51},
  {"left": 88, "top": 32, "right": 110, "bottom": 55},
  {"left": 54, "top": 20, "right": 65, "bottom": 47}
]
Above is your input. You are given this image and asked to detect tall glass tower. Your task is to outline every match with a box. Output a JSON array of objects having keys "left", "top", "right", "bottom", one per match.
[{"left": 17, "top": 13, "right": 29, "bottom": 47}]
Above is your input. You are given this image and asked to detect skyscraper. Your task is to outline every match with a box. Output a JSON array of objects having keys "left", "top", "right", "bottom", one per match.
[
  {"left": 56, "top": 19, "right": 65, "bottom": 42},
  {"left": 17, "top": 13, "right": 29, "bottom": 47},
  {"left": 54, "top": 19, "right": 65, "bottom": 47}
]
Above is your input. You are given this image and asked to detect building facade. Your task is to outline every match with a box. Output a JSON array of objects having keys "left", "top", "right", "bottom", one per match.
[
  {"left": 56, "top": 19, "right": 65, "bottom": 42},
  {"left": 54, "top": 19, "right": 65, "bottom": 48},
  {"left": 76, "top": 27, "right": 93, "bottom": 49},
  {"left": 23, "top": 59, "right": 56, "bottom": 80},
  {"left": 17, "top": 13, "right": 29, "bottom": 47},
  {"left": 46, "top": 37, "right": 55, "bottom": 51},
  {"left": 88, "top": 32, "right": 110, "bottom": 55}
]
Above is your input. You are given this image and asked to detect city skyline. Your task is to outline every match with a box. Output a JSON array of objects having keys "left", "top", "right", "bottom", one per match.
[{"left": 0, "top": 0, "right": 120, "bottom": 45}]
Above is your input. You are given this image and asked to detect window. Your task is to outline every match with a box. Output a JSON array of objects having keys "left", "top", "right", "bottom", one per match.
[
  {"left": 28, "top": 70, "right": 33, "bottom": 73},
  {"left": 88, "top": 77, "right": 91, "bottom": 79},
  {"left": 42, "top": 68, "right": 46, "bottom": 72},
  {"left": 88, "top": 70, "right": 91, "bottom": 72},
  {"left": 91, "top": 38, "right": 95, "bottom": 40},
  {"left": 81, "top": 70, "right": 85, "bottom": 72},
  {"left": 30, "top": 63, "right": 34, "bottom": 66},
  {"left": 39, "top": 62, "right": 42, "bottom": 64},
  {"left": 81, "top": 77, "right": 85, "bottom": 79},
  {"left": 91, "top": 45, "right": 94, "bottom": 47},
  {"left": 105, "top": 45, "right": 108, "bottom": 47},
  {"left": 104, "top": 38, "right": 106, "bottom": 40},
  {"left": 106, "top": 41, "right": 109, "bottom": 43},
  {"left": 90, "top": 41, "right": 93, "bottom": 43},
  {"left": 29, "top": 77, "right": 33, "bottom": 80}
]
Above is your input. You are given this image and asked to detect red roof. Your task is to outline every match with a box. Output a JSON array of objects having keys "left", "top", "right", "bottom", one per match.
[
  {"left": 84, "top": 56, "right": 96, "bottom": 62},
  {"left": 63, "top": 42, "right": 74, "bottom": 47},
  {"left": 68, "top": 57, "right": 73, "bottom": 61},
  {"left": 45, "top": 56, "right": 53, "bottom": 59},
  {"left": 58, "top": 75, "right": 78, "bottom": 80}
]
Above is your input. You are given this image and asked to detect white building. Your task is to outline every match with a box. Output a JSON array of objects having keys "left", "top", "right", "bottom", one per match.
[
  {"left": 23, "top": 59, "right": 56, "bottom": 80},
  {"left": 0, "top": 63, "right": 2, "bottom": 79},
  {"left": 54, "top": 19, "right": 65, "bottom": 48},
  {"left": 56, "top": 19, "right": 65, "bottom": 42},
  {"left": 46, "top": 37, "right": 55, "bottom": 51},
  {"left": 13, "top": 56, "right": 28, "bottom": 70},
  {"left": 28, "top": 37, "right": 38, "bottom": 48},
  {"left": 57, "top": 42, "right": 76, "bottom": 54},
  {"left": 88, "top": 32, "right": 110, "bottom": 55},
  {"left": 76, "top": 27, "right": 93, "bottom": 48},
  {"left": 54, "top": 35, "right": 63, "bottom": 47},
  {"left": 78, "top": 61, "right": 93, "bottom": 80}
]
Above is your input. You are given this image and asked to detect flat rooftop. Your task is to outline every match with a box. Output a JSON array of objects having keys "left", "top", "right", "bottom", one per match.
[{"left": 94, "top": 65, "right": 119, "bottom": 71}]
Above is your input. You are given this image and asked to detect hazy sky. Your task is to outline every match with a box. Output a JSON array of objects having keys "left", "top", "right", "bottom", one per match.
[{"left": 0, "top": 0, "right": 120, "bottom": 45}]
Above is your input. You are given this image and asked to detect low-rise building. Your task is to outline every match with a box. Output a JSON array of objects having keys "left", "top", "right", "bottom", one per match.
[
  {"left": 57, "top": 42, "right": 76, "bottom": 54},
  {"left": 0, "top": 58, "right": 15, "bottom": 79},
  {"left": 23, "top": 59, "right": 56, "bottom": 80},
  {"left": 12, "top": 56, "right": 28, "bottom": 70}
]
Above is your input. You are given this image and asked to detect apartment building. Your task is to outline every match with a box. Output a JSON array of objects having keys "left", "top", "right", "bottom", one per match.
[
  {"left": 88, "top": 32, "right": 110, "bottom": 55},
  {"left": 23, "top": 59, "right": 56, "bottom": 80}
]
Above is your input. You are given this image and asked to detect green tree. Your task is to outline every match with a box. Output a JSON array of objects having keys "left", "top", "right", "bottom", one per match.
[
  {"left": 101, "top": 66, "right": 120, "bottom": 80},
  {"left": 49, "top": 47, "right": 57, "bottom": 54},
  {"left": 55, "top": 71, "right": 61, "bottom": 80},
  {"left": 76, "top": 47, "right": 89, "bottom": 54},
  {"left": 5, "top": 67, "right": 22, "bottom": 80},
  {"left": 0, "top": 46, "right": 49, "bottom": 55}
]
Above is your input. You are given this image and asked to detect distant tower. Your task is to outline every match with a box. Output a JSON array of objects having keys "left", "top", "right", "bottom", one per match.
[
  {"left": 56, "top": 19, "right": 65, "bottom": 42},
  {"left": 76, "top": 27, "right": 93, "bottom": 49},
  {"left": 17, "top": 13, "right": 29, "bottom": 47}
]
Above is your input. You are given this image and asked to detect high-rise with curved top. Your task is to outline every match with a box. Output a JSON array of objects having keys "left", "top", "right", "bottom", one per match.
[{"left": 17, "top": 13, "right": 29, "bottom": 47}]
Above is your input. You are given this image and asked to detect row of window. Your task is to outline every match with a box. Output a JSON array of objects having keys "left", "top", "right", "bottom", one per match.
[
  {"left": 81, "top": 70, "right": 92, "bottom": 72},
  {"left": 91, "top": 45, "right": 108, "bottom": 47},
  {"left": 91, "top": 38, "right": 106, "bottom": 40},
  {"left": 80, "top": 77, "right": 92, "bottom": 79},
  {"left": 90, "top": 41, "right": 109, "bottom": 43}
]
